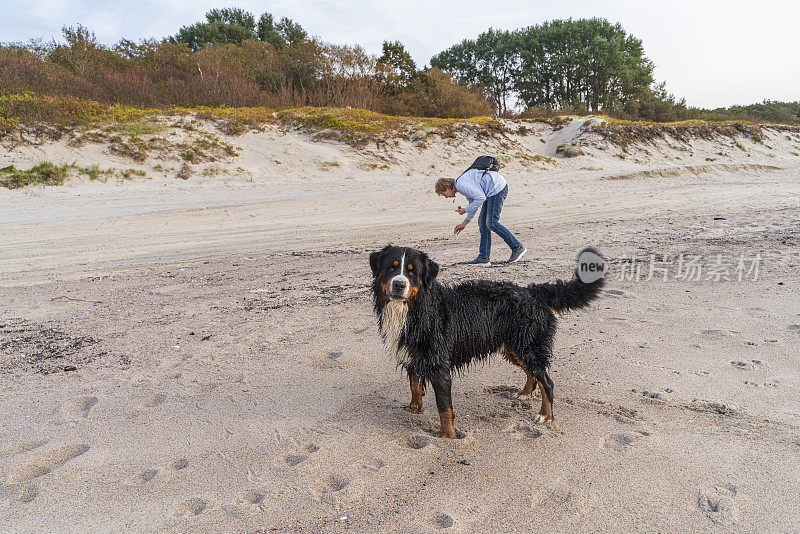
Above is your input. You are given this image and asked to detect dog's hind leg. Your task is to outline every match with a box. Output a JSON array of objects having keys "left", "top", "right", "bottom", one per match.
[
  {"left": 406, "top": 371, "right": 424, "bottom": 414},
  {"left": 503, "top": 351, "right": 536, "bottom": 399},
  {"left": 430, "top": 371, "right": 457, "bottom": 439},
  {"left": 532, "top": 370, "right": 554, "bottom": 423},
  {"left": 514, "top": 374, "right": 536, "bottom": 400}
]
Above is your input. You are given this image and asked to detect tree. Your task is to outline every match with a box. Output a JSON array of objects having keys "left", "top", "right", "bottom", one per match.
[
  {"left": 257, "top": 14, "right": 308, "bottom": 49},
  {"left": 169, "top": 9, "right": 257, "bottom": 51},
  {"left": 205, "top": 8, "right": 255, "bottom": 31},
  {"left": 431, "top": 28, "right": 518, "bottom": 115},
  {"left": 277, "top": 17, "right": 308, "bottom": 48},
  {"left": 47, "top": 25, "right": 121, "bottom": 77},
  {"left": 257, "top": 13, "right": 283, "bottom": 48},
  {"left": 432, "top": 18, "right": 657, "bottom": 114},
  {"left": 376, "top": 41, "right": 417, "bottom": 91},
  {"left": 515, "top": 19, "right": 654, "bottom": 112},
  {"left": 170, "top": 8, "right": 307, "bottom": 51}
]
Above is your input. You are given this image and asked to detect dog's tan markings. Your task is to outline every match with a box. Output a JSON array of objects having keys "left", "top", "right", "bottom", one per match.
[
  {"left": 406, "top": 285, "right": 419, "bottom": 301},
  {"left": 380, "top": 280, "right": 392, "bottom": 298},
  {"left": 517, "top": 375, "right": 536, "bottom": 398},
  {"left": 407, "top": 264, "right": 413, "bottom": 271},
  {"left": 437, "top": 408, "right": 457, "bottom": 439},
  {"left": 393, "top": 260, "right": 399, "bottom": 267},
  {"left": 503, "top": 348, "right": 535, "bottom": 399},
  {"left": 549, "top": 306, "right": 564, "bottom": 317},
  {"left": 408, "top": 376, "right": 424, "bottom": 413},
  {"left": 533, "top": 379, "right": 553, "bottom": 423}
]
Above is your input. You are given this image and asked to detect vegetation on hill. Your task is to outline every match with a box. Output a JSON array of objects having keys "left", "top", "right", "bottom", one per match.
[
  {"left": 0, "top": 92, "right": 506, "bottom": 149},
  {"left": 700, "top": 101, "right": 800, "bottom": 125},
  {"left": 0, "top": 11, "right": 490, "bottom": 119},
  {"left": 0, "top": 9, "right": 797, "bottom": 128}
]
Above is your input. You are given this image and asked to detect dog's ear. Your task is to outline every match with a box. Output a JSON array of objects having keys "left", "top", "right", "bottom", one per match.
[
  {"left": 423, "top": 255, "right": 439, "bottom": 287},
  {"left": 369, "top": 245, "right": 391, "bottom": 277}
]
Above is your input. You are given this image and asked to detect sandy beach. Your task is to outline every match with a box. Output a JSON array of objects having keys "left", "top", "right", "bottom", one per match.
[{"left": 1, "top": 118, "right": 799, "bottom": 532}]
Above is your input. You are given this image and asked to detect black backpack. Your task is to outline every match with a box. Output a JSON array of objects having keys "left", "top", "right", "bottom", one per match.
[{"left": 463, "top": 155, "right": 500, "bottom": 177}]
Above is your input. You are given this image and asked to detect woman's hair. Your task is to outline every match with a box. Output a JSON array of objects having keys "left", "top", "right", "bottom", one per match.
[{"left": 435, "top": 177, "right": 455, "bottom": 194}]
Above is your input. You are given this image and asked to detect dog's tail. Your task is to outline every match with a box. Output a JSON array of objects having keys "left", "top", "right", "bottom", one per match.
[{"left": 528, "top": 272, "right": 605, "bottom": 314}]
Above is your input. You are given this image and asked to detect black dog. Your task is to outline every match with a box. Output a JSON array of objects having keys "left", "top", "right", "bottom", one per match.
[{"left": 369, "top": 245, "right": 604, "bottom": 438}]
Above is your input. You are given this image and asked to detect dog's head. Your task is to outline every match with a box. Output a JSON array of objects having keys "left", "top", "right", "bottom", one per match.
[{"left": 369, "top": 245, "right": 439, "bottom": 302}]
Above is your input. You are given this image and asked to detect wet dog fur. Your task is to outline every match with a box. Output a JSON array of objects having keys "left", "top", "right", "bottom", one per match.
[{"left": 369, "top": 245, "right": 604, "bottom": 438}]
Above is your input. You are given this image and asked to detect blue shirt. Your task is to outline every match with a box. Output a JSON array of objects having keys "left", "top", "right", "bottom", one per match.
[{"left": 454, "top": 168, "right": 508, "bottom": 221}]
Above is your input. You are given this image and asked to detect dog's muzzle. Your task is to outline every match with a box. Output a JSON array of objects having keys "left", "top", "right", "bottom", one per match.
[{"left": 389, "top": 276, "right": 409, "bottom": 300}]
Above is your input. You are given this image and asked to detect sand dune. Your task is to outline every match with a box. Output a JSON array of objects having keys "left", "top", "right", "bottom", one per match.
[{"left": 1, "top": 118, "right": 799, "bottom": 532}]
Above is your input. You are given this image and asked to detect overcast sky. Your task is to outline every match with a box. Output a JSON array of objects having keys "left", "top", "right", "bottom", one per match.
[{"left": 3, "top": 0, "right": 798, "bottom": 109}]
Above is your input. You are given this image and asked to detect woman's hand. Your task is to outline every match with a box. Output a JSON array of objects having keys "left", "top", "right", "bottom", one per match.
[{"left": 455, "top": 206, "right": 466, "bottom": 215}]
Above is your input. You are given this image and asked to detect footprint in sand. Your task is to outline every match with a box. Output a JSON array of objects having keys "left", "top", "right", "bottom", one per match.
[
  {"left": 699, "top": 329, "right": 730, "bottom": 337},
  {"left": 187, "top": 382, "right": 220, "bottom": 395},
  {"left": 13, "top": 484, "right": 39, "bottom": 503},
  {"left": 6, "top": 444, "right": 90, "bottom": 483},
  {"left": 160, "top": 371, "right": 182, "bottom": 381},
  {"left": 139, "top": 393, "right": 167, "bottom": 408},
  {"left": 285, "top": 453, "right": 307, "bottom": 466},
  {"left": 641, "top": 390, "right": 671, "bottom": 405},
  {"left": 730, "top": 359, "right": 762, "bottom": 370},
  {"left": 127, "top": 393, "right": 167, "bottom": 418},
  {"left": 0, "top": 484, "right": 39, "bottom": 503},
  {"left": 785, "top": 324, "right": 800, "bottom": 333},
  {"left": 433, "top": 513, "right": 454, "bottom": 529},
  {"left": 284, "top": 444, "right": 319, "bottom": 466},
  {"left": 164, "top": 458, "right": 189, "bottom": 471},
  {"left": 126, "top": 469, "right": 158, "bottom": 486},
  {"left": 601, "top": 431, "right": 649, "bottom": 451},
  {"left": 59, "top": 396, "right": 98, "bottom": 418},
  {"left": 530, "top": 486, "right": 578, "bottom": 509},
  {"left": 686, "top": 400, "right": 738, "bottom": 415},
  {"left": 315, "top": 350, "right": 345, "bottom": 369},
  {"left": 399, "top": 435, "right": 430, "bottom": 450},
  {"left": 172, "top": 497, "right": 206, "bottom": 517},
  {"left": 745, "top": 378, "right": 780, "bottom": 389},
  {"left": 0, "top": 440, "right": 48, "bottom": 460},
  {"left": 504, "top": 421, "right": 543, "bottom": 440},
  {"left": 482, "top": 385, "right": 522, "bottom": 399},
  {"left": 320, "top": 474, "right": 350, "bottom": 492},
  {"left": 235, "top": 489, "right": 265, "bottom": 506},
  {"left": 1, "top": 483, "right": 39, "bottom": 503},
  {"left": 311, "top": 474, "right": 350, "bottom": 503},
  {"left": 698, "top": 484, "right": 739, "bottom": 526},
  {"left": 351, "top": 456, "right": 386, "bottom": 472}
]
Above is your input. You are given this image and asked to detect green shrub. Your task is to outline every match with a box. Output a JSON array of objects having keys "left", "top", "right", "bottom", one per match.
[{"left": 0, "top": 162, "right": 71, "bottom": 188}]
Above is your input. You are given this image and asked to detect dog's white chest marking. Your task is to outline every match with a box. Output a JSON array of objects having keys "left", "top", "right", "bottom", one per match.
[{"left": 380, "top": 300, "right": 411, "bottom": 366}]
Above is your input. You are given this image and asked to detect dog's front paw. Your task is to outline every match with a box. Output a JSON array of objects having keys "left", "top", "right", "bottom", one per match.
[
  {"left": 437, "top": 429, "right": 458, "bottom": 439},
  {"left": 405, "top": 403, "right": 423, "bottom": 414},
  {"left": 512, "top": 392, "right": 531, "bottom": 400},
  {"left": 533, "top": 414, "right": 552, "bottom": 424}
]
